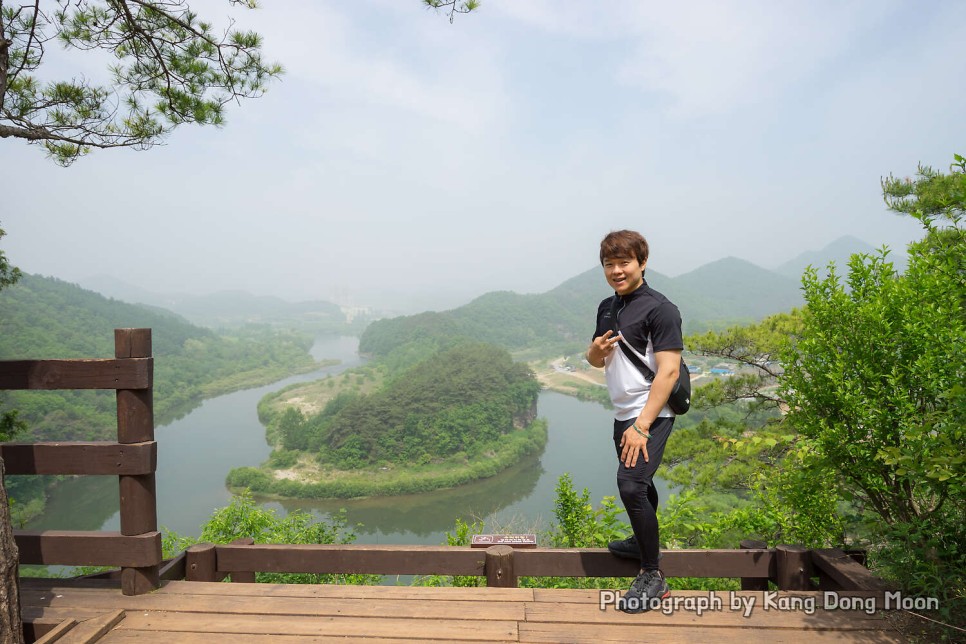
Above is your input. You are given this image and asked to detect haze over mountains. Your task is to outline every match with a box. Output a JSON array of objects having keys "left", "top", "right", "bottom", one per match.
[
  {"left": 75, "top": 235, "right": 881, "bottom": 326},
  {"left": 0, "top": 234, "right": 889, "bottom": 382},
  {"left": 80, "top": 274, "right": 353, "bottom": 331},
  {"left": 357, "top": 234, "right": 913, "bottom": 358}
]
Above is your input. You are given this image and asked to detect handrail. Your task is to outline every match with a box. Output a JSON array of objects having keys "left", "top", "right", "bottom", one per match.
[
  {"left": 177, "top": 541, "right": 883, "bottom": 591},
  {"left": 1, "top": 329, "right": 160, "bottom": 595}
]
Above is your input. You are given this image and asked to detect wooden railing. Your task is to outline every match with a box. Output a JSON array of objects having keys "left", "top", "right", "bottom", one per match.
[
  {"left": 173, "top": 540, "right": 891, "bottom": 592},
  {"left": 0, "top": 329, "right": 161, "bottom": 595},
  {"left": 1, "top": 328, "right": 892, "bottom": 597}
]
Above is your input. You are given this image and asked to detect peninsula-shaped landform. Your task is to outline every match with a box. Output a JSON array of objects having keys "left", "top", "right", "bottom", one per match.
[{"left": 228, "top": 342, "right": 545, "bottom": 499}]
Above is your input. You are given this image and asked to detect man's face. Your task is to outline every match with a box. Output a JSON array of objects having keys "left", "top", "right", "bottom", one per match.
[{"left": 602, "top": 255, "right": 646, "bottom": 295}]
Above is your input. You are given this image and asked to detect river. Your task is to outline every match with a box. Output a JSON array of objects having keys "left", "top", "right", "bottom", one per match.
[{"left": 26, "top": 336, "right": 672, "bottom": 547}]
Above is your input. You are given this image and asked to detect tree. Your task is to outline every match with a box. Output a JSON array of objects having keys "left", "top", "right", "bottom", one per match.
[
  {"left": 687, "top": 310, "right": 801, "bottom": 410},
  {"left": 0, "top": 0, "right": 283, "bottom": 166},
  {"left": 423, "top": 0, "right": 480, "bottom": 24},
  {"left": 780, "top": 155, "right": 965, "bottom": 621},
  {"left": 681, "top": 313, "right": 852, "bottom": 550},
  {"left": 0, "top": 224, "right": 23, "bottom": 643}
]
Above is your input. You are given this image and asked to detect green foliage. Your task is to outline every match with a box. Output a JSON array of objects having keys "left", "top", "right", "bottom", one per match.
[
  {"left": 283, "top": 342, "right": 540, "bottom": 469},
  {"left": 687, "top": 311, "right": 801, "bottom": 409},
  {"left": 781, "top": 246, "right": 964, "bottom": 528},
  {"left": 0, "top": 273, "right": 317, "bottom": 442},
  {"left": 516, "top": 474, "right": 633, "bottom": 590},
  {"left": 414, "top": 517, "right": 486, "bottom": 587},
  {"left": 163, "top": 491, "right": 381, "bottom": 585},
  {"left": 0, "top": 225, "right": 20, "bottom": 291},
  {"left": 881, "top": 154, "right": 966, "bottom": 226},
  {"left": 0, "top": 409, "right": 25, "bottom": 443},
  {"left": 423, "top": 0, "right": 480, "bottom": 23},
  {"left": 549, "top": 473, "right": 626, "bottom": 549},
  {"left": 0, "top": 0, "right": 282, "bottom": 165},
  {"left": 784, "top": 249, "right": 966, "bottom": 525},
  {"left": 228, "top": 420, "right": 548, "bottom": 499},
  {"left": 779, "top": 156, "right": 966, "bottom": 629}
]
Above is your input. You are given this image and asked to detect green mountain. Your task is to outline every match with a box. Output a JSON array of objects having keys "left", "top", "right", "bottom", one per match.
[
  {"left": 671, "top": 257, "right": 803, "bottom": 322},
  {"left": 0, "top": 273, "right": 317, "bottom": 441},
  {"left": 360, "top": 259, "right": 805, "bottom": 360}
]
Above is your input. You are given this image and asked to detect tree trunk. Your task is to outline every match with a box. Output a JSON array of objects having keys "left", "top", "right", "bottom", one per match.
[{"left": 0, "top": 456, "right": 23, "bottom": 644}]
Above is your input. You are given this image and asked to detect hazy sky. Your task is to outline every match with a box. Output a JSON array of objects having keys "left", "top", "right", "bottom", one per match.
[{"left": 2, "top": 0, "right": 963, "bottom": 311}]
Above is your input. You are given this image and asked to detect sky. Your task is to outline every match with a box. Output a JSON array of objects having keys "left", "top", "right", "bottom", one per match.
[{"left": 1, "top": 0, "right": 964, "bottom": 312}]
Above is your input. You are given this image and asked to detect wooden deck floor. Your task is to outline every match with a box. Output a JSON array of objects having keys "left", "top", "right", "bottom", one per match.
[{"left": 20, "top": 578, "right": 906, "bottom": 643}]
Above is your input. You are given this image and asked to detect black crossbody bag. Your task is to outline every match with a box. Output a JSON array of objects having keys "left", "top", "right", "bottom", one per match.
[{"left": 609, "top": 296, "right": 692, "bottom": 415}]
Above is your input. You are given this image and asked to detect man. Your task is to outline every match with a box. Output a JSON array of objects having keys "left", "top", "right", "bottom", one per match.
[{"left": 586, "top": 229, "right": 683, "bottom": 613}]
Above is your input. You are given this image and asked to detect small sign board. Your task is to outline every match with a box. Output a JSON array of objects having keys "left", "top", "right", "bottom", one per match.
[{"left": 470, "top": 534, "right": 537, "bottom": 549}]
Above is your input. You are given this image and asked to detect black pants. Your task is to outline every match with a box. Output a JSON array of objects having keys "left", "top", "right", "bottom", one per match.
[{"left": 613, "top": 416, "right": 674, "bottom": 571}]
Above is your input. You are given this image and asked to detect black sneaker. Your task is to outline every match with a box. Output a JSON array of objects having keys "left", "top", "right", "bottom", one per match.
[
  {"left": 608, "top": 535, "right": 640, "bottom": 560},
  {"left": 619, "top": 569, "right": 670, "bottom": 613}
]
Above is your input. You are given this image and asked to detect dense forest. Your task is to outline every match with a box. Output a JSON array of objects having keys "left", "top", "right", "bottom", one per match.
[
  {"left": 229, "top": 341, "right": 545, "bottom": 498},
  {"left": 285, "top": 342, "right": 537, "bottom": 466}
]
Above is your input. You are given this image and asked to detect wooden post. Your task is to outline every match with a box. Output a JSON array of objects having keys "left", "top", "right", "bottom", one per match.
[
  {"left": 775, "top": 544, "right": 812, "bottom": 591},
  {"left": 739, "top": 539, "right": 769, "bottom": 591},
  {"left": 185, "top": 544, "right": 219, "bottom": 582},
  {"left": 229, "top": 538, "right": 256, "bottom": 583},
  {"left": 115, "top": 329, "right": 159, "bottom": 595},
  {"left": 484, "top": 545, "right": 517, "bottom": 588}
]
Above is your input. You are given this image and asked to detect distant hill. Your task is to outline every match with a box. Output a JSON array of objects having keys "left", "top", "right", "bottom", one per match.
[
  {"left": 672, "top": 257, "right": 803, "bottom": 321},
  {"left": 80, "top": 274, "right": 351, "bottom": 331},
  {"left": 0, "top": 273, "right": 316, "bottom": 440},
  {"left": 360, "top": 258, "right": 807, "bottom": 360},
  {"left": 774, "top": 235, "right": 880, "bottom": 280}
]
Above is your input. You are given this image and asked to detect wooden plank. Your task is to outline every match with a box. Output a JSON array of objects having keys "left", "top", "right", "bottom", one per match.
[
  {"left": 114, "top": 612, "right": 519, "bottom": 641},
  {"left": 214, "top": 545, "right": 774, "bottom": 579},
  {"left": 519, "top": 623, "right": 904, "bottom": 643},
  {"left": 20, "top": 578, "right": 119, "bottom": 591},
  {"left": 152, "top": 580, "right": 534, "bottom": 601},
  {"left": 58, "top": 610, "right": 125, "bottom": 643},
  {"left": 0, "top": 359, "right": 151, "bottom": 390},
  {"left": 0, "top": 442, "right": 156, "bottom": 476},
  {"left": 100, "top": 632, "right": 477, "bottom": 644},
  {"left": 20, "top": 579, "right": 535, "bottom": 602},
  {"left": 32, "top": 619, "right": 77, "bottom": 644},
  {"left": 811, "top": 549, "right": 894, "bottom": 592},
  {"left": 215, "top": 544, "right": 486, "bottom": 576},
  {"left": 15, "top": 531, "right": 161, "bottom": 567},
  {"left": 19, "top": 588, "right": 527, "bottom": 621},
  {"left": 512, "top": 548, "right": 774, "bottom": 578},
  {"left": 21, "top": 609, "right": 111, "bottom": 643}
]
